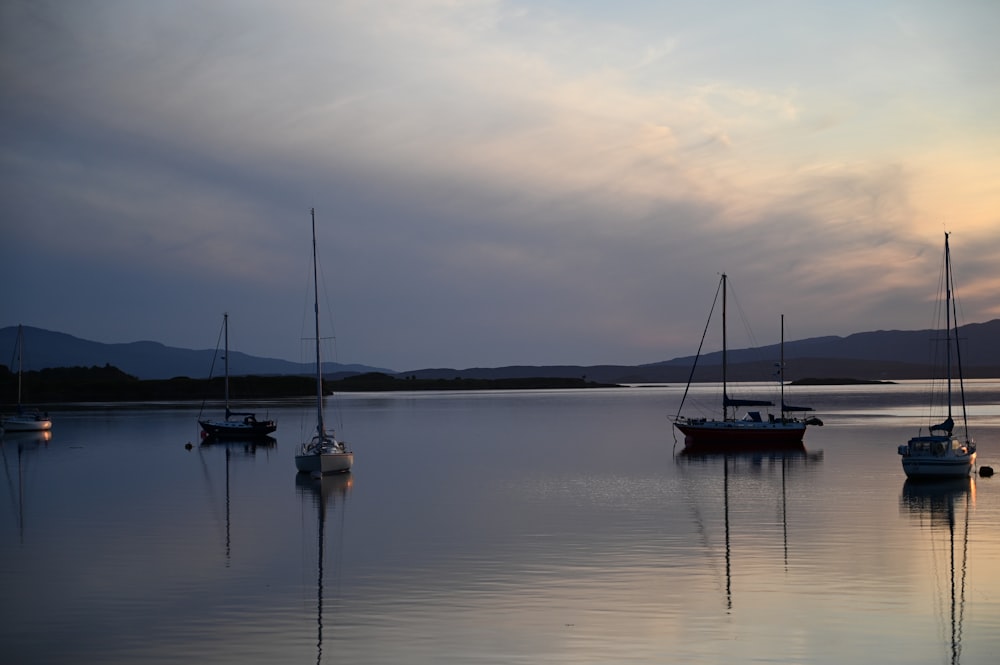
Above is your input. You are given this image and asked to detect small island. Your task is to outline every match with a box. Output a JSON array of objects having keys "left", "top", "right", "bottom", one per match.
[
  {"left": 328, "top": 372, "right": 619, "bottom": 392},
  {"left": 790, "top": 377, "right": 895, "bottom": 386}
]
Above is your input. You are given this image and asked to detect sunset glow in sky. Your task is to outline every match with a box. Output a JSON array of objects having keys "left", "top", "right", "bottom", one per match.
[{"left": 2, "top": 1, "right": 999, "bottom": 371}]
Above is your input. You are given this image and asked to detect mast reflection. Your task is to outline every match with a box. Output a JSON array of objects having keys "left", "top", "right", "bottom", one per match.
[
  {"left": 1, "top": 431, "right": 52, "bottom": 543},
  {"left": 677, "top": 443, "right": 823, "bottom": 611},
  {"left": 195, "top": 436, "right": 277, "bottom": 565},
  {"left": 296, "top": 473, "right": 352, "bottom": 665},
  {"left": 900, "top": 477, "right": 974, "bottom": 665}
]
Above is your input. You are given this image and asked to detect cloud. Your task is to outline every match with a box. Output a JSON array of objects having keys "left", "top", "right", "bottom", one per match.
[{"left": 2, "top": 1, "right": 999, "bottom": 369}]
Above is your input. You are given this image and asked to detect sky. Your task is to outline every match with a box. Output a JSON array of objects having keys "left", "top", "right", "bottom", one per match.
[{"left": 2, "top": 0, "right": 999, "bottom": 372}]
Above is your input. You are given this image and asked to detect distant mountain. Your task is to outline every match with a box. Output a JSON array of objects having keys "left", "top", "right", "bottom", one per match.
[
  {"left": 3, "top": 319, "right": 1000, "bottom": 383},
  {"left": 400, "top": 318, "right": 1000, "bottom": 383},
  {"left": 0, "top": 326, "right": 392, "bottom": 380},
  {"left": 649, "top": 318, "right": 1000, "bottom": 369}
]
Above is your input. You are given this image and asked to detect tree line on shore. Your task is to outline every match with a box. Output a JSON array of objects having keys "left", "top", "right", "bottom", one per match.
[{"left": 0, "top": 365, "right": 617, "bottom": 405}]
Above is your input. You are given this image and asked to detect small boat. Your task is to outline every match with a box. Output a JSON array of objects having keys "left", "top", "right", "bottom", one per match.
[
  {"left": 672, "top": 274, "right": 819, "bottom": 450},
  {"left": 295, "top": 208, "right": 354, "bottom": 476},
  {"left": 2, "top": 325, "right": 53, "bottom": 433},
  {"left": 898, "top": 233, "right": 976, "bottom": 479},
  {"left": 198, "top": 313, "right": 277, "bottom": 440}
]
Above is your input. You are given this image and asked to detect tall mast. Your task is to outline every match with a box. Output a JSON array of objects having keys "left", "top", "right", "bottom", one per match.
[
  {"left": 721, "top": 273, "right": 728, "bottom": 419},
  {"left": 312, "top": 208, "right": 325, "bottom": 437},
  {"left": 223, "top": 313, "right": 230, "bottom": 417},
  {"left": 780, "top": 314, "right": 785, "bottom": 420},
  {"left": 16, "top": 324, "right": 23, "bottom": 407},
  {"left": 944, "top": 232, "right": 952, "bottom": 421}
]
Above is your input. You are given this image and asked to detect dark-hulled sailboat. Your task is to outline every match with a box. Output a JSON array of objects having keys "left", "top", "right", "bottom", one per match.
[
  {"left": 672, "top": 274, "right": 820, "bottom": 450},
  {"left": 198, "top": 313, "right": 277, "bottom": 440}
]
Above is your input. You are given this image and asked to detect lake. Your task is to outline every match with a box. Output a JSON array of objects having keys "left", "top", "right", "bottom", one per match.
[{"left": 2, "top": 381, "right": 1000, "bottom": 664}]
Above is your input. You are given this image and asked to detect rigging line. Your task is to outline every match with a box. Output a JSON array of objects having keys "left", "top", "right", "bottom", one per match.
[
  {"left": 947, "top": 244, "right": 971, "bottom": 441},
  {"left": 726, "top": 279, "right": 764, "bottom": 357},
  {"left": 924, "top": 241, "right": 950, "bottom": 428},
  {"left": 727, "top": 279, "right": 781, "bottom": 407},
  {"left": 672, "top": 276, "right": 723, "bottom": 452},
  {"left": 317, "top": 249, "right": 340, "bottom": 351},
  {"left": 313, "top": 222, "right": 348, "bottom": 437},
  {"left": 674, "top": 275, "right": 724, "bottom": 421},
  {"left": 197, "top": 316, "right": 227, "bottom": 418},
  {"left": 6, "top": 326, "right": 18, "bottom": 371},
  {"left": 310, "top": 212, "right": 340, "bottom": 358}
]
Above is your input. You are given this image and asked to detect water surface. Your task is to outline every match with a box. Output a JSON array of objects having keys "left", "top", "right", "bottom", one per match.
[{"left": 2, "top": 381, "right": 1000, "bottom": 664}]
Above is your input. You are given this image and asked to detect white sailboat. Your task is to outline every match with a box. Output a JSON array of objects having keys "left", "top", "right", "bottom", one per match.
[
  {"left": 295, "top": 208, "right": 354, "bottom": 476},
  {"left": 198, "top": 313, "right": 277, "bottom": 440},
  {"left": 2, "top": 325, "right": 53, "bottom": 433},
  {"left": 898, "top": 233, "right": 976, "bottom": 479}
]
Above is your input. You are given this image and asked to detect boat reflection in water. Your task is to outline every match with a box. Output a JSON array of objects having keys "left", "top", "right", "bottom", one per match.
[
  {"left": 900, "top": 477, "right": 974, "bottom": 665},
  {"left": 296, "top": 472, "right": 352, "bottom": 665},
  {"left": 676, "top": 442, "right": 823, "bottom": 611},
  {"left": 1, "top": 429, "right": 53, "bottom": 445},
  {"left": 199, "top": 435, "right": 277, "bottom": 455},
  {"left": 1, "top": 430, "right": 52, "bottom": 543},
  {"left": 196, "top": 436, "right": 277, "bottom": 565}
]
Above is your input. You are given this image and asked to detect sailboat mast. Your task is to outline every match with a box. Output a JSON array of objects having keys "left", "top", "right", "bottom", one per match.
[
  {"left": 16, "top": 324, "right": 23, "bottom": 407},
  {"left": 223, "top": 313, "right": 230, "bottom": 416},
  {"left": 312, "top": 208, "right": 325, "bottom": 437},
  {"left": 944, "top": 232, "right": 953, "bottom": 420},
  {"left": 944, "top": 232, "right": 972, "bottom": 439},
  {"left": 780, "top": 314, "right": 785, "bottom": 420},
  {"left": 721, "top": 273, "right": 728, "bottom": 420}
]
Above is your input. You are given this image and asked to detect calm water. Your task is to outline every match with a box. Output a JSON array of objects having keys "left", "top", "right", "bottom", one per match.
[{"left": 3, "top": 381, "right": 1000, "bottom": 665}]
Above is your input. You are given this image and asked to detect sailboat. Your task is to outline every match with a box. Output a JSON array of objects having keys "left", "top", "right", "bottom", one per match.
[
  {"left": 295, "top": 208, "right": 354, "bottom": 476},
  {"left": 2, "top": 325, "right": 53, "bottom": 433},
  {"left": 672, "top": 274, "right": 818, "bottom": 450},
  {"left": 198, "top": 313, "right": 277, "bottom": 440},
  {"left": 898, "top": 233, "right": 976, "bottom": 479}
]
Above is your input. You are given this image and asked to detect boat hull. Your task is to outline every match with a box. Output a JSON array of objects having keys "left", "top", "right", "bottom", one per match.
[
  {"left": 295, "top": 450, "right": 353, "bottom": 475},
  {"left": 674, "top": 419, "right": 806, "bottom": 449},
  {"left": 199, "top": 418, "right": 277, "bottom": 440},
  {"left": 2, "top": 415, "right": 53, "bottom": 432},
  {"left": 899, "top": 435, "right": 976, "bottom": 480}
]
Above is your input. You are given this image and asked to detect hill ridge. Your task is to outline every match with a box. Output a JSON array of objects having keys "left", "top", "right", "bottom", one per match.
[{"left": 2, "top": 319, "right": 999, "bottom": 382}]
